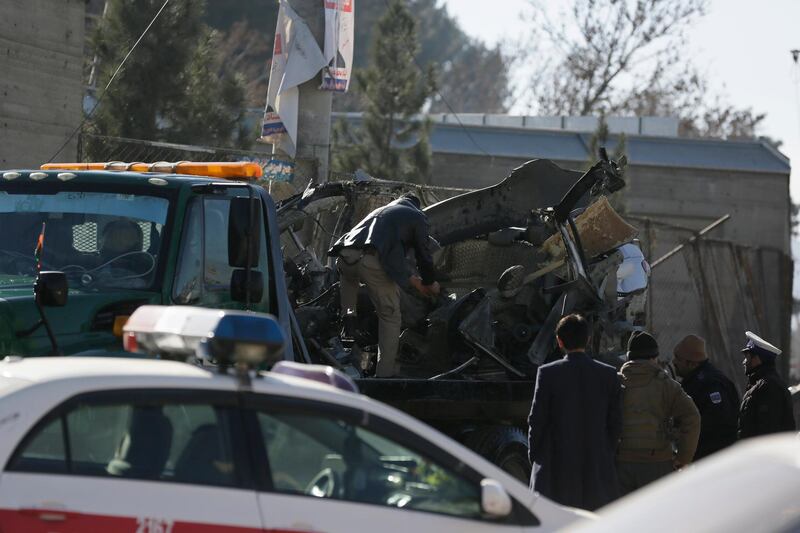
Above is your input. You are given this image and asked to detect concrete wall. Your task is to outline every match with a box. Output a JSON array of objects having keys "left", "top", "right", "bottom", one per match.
[
  {"left": 623, "top": 166, "right": 791, "bottom": 253},
  {"left": 0, "top": 0, "right": 85, "bottom": 168}
]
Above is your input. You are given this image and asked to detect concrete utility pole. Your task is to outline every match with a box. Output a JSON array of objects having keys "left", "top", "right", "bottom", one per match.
[{"left": 273, "top": 0, "right": 332, "bottom": 184}]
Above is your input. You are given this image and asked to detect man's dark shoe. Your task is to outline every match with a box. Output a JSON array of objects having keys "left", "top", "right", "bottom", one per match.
[{"left": 341, "top": 314, "right": 358, "bottom": 340}]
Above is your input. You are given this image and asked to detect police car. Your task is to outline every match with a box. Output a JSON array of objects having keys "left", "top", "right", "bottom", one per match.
[
  {"left": 569, "top": 433, "right": 800, "bottom": 533},
  {"left": 0, "top": 306, "right": 591, "bottom": 532}
]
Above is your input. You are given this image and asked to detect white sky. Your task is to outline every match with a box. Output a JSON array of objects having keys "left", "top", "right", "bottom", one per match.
[{"left": 443, "top": 0, "right": 800, "bottom": 199}]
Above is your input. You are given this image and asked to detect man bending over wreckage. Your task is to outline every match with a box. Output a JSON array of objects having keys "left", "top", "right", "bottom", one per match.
[{"left": 329, "top": 193, "right": 440, "bottom": 378}]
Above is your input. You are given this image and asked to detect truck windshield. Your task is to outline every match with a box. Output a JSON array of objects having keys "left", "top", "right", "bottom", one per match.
[{"left": 0, "top": 191, "right": 169, "bottom": 291}]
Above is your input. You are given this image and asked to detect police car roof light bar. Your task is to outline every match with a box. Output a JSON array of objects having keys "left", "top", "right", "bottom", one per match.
[
  {"left": 123, "top": 306, "right": 357, "bottom": 393},
  {"left": 123, "top": 305, "right": 285, "bottom": 369}
]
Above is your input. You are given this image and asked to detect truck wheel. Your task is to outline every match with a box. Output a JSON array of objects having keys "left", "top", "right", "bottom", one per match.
[{"left": 464, "top": 426, "right": 531, "bottom": 483}]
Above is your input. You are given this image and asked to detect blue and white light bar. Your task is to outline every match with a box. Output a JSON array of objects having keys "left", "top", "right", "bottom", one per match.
[
  {"left": 123, "top": 305, "right": 285, "bottom": 366},
  {"left": 123, "top": 306, "right": 358, "bottom": 393}
]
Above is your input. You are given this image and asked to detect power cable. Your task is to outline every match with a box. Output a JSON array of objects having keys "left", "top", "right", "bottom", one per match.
[{"left": 46, "top": 0, "right": 172, "bottom": 163}]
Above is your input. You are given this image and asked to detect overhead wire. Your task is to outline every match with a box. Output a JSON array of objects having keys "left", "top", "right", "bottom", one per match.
[{"left": 46, "top": 0, "right": 172, "bottom": 163}]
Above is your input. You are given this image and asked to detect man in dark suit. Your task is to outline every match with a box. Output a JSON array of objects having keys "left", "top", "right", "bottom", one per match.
[
  {"left": 329, "top": 193, "right": 439, "bottom": 377},
  {"left": 527, "top": 314, "right": 622, "bottom": 510}
]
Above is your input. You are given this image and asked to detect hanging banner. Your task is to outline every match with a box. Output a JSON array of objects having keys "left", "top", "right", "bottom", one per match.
[
  {"left": 260, "top": 0, "right": 327, "bottom": 157},
  {"left": 321, "top": 0, "right": 354, "bottom": 92}
]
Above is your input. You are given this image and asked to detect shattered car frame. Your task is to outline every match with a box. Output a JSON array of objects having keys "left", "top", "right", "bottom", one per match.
[
  {"left": 276, "top": 152, "right": 645, "bottom": 481},
  {"left": 278, "top": 150, "right": 643, "bottom": 382}
]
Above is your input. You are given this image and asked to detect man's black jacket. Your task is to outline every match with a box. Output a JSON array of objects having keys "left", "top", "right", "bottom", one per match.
[
  {"left": 681, "top": 360, "right": 739, "bottom": 459},
  {"left": 329, "top": 198, "right": 435, "bottom": 288},
  {"left": 528, "top": 352, "right": 622, "bottom": 511},
  {"left": 738, "top": 362, "right": 796, "bottom": 439}
]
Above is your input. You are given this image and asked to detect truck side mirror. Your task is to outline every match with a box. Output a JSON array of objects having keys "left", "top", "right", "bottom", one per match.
[
  {"left": 228, "top": 197, "right": 261, "bottom": 268},
  {"left": 231, "top": 269, "right": 264, "bottom": 304},
  {"left": 34, "top": 271, "right": 68, "bottom": 307}
]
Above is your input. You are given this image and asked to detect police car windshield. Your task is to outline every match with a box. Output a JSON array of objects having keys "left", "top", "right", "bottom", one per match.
[{"left": 0, "top": 191, "right": 169, "bottom": 291}]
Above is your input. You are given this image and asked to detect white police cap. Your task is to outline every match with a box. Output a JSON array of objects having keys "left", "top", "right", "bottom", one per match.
[{"left": 741, "top": 331, "right": 781, "bottom": 358}]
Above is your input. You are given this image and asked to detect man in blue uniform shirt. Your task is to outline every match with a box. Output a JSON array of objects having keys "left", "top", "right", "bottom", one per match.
[{"left": 673, "top": 334, "right": 739, "bottom": 460}]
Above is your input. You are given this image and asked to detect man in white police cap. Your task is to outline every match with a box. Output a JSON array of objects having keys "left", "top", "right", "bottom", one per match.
[{"left": 737, "top": 331, "right": 796, "bottom": 439}]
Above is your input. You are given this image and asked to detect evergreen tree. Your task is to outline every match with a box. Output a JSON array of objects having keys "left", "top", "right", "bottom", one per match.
[
  {"left": 88, "top": 0, "right": 247, "bottom": 149},
  {"left": 203, "top": 1, "right": 511, "bottom": 112},
  {"left": 333, "top": 0, "right": 510, "bottom": 113},
  {"left": 332, "top": 0, "right": 436, "bottom": 183}
]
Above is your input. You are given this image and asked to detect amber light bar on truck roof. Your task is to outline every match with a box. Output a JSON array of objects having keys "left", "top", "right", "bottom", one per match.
[{"left": 40, "top": 161, "right": 263, "bottom": 180}]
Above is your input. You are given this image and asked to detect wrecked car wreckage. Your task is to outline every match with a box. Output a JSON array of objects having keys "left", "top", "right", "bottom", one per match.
[{"left": 278, "top": 151, "right": 648, "bottom": 382}]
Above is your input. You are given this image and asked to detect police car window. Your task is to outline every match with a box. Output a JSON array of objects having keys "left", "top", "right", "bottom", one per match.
[
  {"left": 7, "top": 416, "right": 67, "bottom": 474},
  {"left": 173, "top": 194, "right": 270, "bottom": 310},
  {"left": 9, "top": 399, "right": 239, "bottom": 488},
  {"left": 256, "top": 411, "right": 482, "bottom": 519},
  {"left": 68, "top": 403, "right": 132, "bottom": 471}
]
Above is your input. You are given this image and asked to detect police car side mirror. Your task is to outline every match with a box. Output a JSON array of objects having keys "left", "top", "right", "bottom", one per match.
[
  {"left": 481, "top": 479, "right": 512, "bottom": 518},
  {"left": 34, "top": 271, "right": 68, "bottom": 307},
  {"left": 228, "top": 197, "right": 261, "bottom": 268},
  {"left": 230, "top": 269, "right": 264, "bottom": 303}
]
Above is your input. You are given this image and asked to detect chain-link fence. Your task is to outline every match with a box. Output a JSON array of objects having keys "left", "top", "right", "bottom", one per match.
[
  {"left": 637, "top": 218, "right": 793, "bottom": 394},
  {"left": 77, "top": 133, "right": 467, "bottom": 203},
  {"left": 285, "top": 172, "right": 471, "bottom": 267},
  {"left": 78, "top": 133, "right": 273, "bottom": 165}
]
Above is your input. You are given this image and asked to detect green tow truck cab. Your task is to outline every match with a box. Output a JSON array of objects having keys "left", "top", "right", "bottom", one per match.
[{"left": 0, "top": 163, "right": 296, "bottom": 360}]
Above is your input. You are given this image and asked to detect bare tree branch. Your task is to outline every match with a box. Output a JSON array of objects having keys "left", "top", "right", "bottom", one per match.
[{"left": 514, "top": 0, "right": 766, "bottom": 139}]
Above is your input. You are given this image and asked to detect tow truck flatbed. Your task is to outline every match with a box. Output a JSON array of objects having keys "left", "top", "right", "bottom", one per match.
[{"left": 357, "top": 378, "right": 534, "bottom": 426}]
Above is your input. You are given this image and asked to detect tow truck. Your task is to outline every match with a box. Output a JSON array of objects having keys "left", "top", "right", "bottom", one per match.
[
  {"left": 0, "top": 162, "right": 295, "bottom": 359},
  {"left": 0, "top": 156, "right": 642, "bottom": 481}
]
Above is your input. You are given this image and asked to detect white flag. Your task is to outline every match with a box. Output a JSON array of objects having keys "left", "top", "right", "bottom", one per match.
[
  {"left": 261, "top": 0, "right": 327, "bottom": 157},
  {"left": 321, "top": 0, "right": 354, "bottom": 92}
]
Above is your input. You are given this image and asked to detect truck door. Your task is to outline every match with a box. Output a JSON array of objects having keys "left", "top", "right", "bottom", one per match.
[{"left": 172, "top": 188, "right": 272, "bottom": 312}]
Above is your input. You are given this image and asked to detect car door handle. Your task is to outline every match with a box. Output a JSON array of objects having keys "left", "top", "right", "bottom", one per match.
[
  {"left": 37, "top": 511, "right": 67, "bottom": 522},
  {"left": 19, "top": 506, "right": 69, "bottom": 522}
]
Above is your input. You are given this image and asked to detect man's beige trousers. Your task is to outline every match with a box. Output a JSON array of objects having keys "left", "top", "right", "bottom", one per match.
[{"left": 337, "top": 249, "right": 402, "bottom": 377}]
